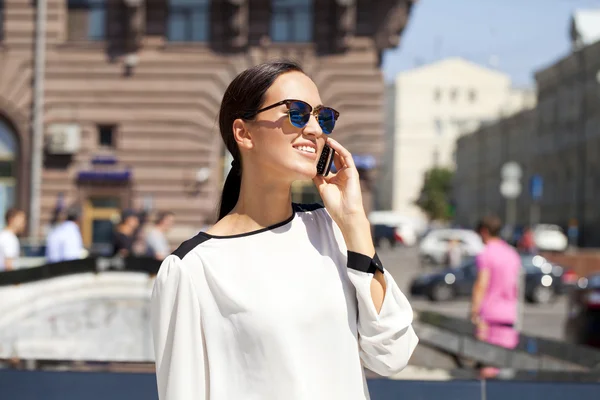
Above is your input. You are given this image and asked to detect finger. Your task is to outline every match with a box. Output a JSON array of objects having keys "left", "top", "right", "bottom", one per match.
[
  {"left": 312, "top": 175, "right": 327, "bottom": 190},
  {"left": 326, "top": 138, "right": 356, "bottom": 171},
  {"left": 332, "top": 147, "right": 344, "bottom": 171}
]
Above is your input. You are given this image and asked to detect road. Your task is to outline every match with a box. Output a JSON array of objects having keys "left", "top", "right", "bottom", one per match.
[{"left": 379, "top": 246, "right": 568, "bottom": 341}]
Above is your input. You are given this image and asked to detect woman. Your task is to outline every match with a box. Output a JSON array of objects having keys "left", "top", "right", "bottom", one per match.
[{"left": 151, "top": 60, "right": 418, "bottom": 400}]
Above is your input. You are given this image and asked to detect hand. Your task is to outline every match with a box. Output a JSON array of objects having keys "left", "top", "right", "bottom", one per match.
[
  {"left": 312, "top": 138, "right": 366, "bottom": 229},
  {"left": 475, "top": 319, "right": 488, "bottom": 341}
]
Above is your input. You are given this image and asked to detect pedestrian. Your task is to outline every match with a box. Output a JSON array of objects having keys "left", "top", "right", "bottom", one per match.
[
  {"left": 567, "top": 219, "right": 579, "bottom": 249},
  {"left": 150, "top": 60, "right": 418, "bottom": 400},
  {"left": 145, "top": 211, "right": 174, "bottom": 261},
  {"left": 471, "top": 215, "right": 520, "bottom": 379},
  {"left": 112, "top": 209, "right": 139, "bottom": 257},
  {"left": 0, "top": 208, "right": 26, "bottom": 271},
  {"left": 517, "top": 226, "right": 536, "bottom": 254},
  {"left": 45, "top": 205, "right": 84, "bottom": 263}
]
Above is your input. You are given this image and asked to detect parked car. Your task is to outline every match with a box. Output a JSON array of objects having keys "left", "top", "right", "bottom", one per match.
[
  {"left": 418, "top": 228, "right": 484, "bottom": 265},
  {"left": 372, "top": 224, "right": 403, "bottom": 249},
  {"left": 564, "top": 273, "right": 600, "bottom": 348},
  {"left": 409, "top": 253, "right": 568, "bottom": 304},
  {"left": 368, "top": 211, "right": 421, "bottom": 247},
  {"left": 533, "top": 224, "right": 568, "bottom": 252}
]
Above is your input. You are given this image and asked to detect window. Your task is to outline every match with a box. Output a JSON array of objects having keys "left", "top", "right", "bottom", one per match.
[
  {"left": 468, "top": 89, "right": 477, "bottom": 103},
  {"left": 67, "top": 0, "right": 106, "bottom": 41},
  {"left": 435, "top": 119, "right": 443, "bottom": 136},
  {"left": 0, "top": 0, "right": 4, "bottom": 41},
  {"left": 432, "top": 149, "right": 440, "bottom": 166},
  {"left": 434, "top": 88, "right": 441, "bottom": 102},
  {"left": 450, "top": 88, "right": 458, "bottom": 102},
  {"left": 167, "top": 0, "right": 210, "bottom": 42},
  {"left": 271, "top": 0, "right": 313, "bottom": 43},
  {"left": 98, "top": 124, "right": 115, "bottom": 148}
]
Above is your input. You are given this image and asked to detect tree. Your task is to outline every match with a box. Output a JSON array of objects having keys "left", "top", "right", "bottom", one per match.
[{"left": 415, "top": 167, "right": 455, "bottom": 221}]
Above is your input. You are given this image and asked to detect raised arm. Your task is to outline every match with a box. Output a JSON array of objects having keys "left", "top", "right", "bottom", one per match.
[{"left": 313, "top": 138, "right": 418, "bottom": 377}]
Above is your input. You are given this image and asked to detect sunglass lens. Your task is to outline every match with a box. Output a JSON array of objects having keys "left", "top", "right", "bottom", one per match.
[
  {"left": 288, "top": 101, "right": 311, "bottom": 128},
  {"left": 318, "top": 108, "right": 336, "bottom": 134}
]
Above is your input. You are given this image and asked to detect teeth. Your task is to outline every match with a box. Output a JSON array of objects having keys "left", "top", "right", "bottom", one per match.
[{"left": 295, "top": 145, "right": 315, "bottom": 154}]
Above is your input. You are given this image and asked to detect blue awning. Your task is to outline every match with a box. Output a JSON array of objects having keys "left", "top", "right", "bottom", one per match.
[{"left": 77, "top": 170, "right": 131, "bottom": 182}]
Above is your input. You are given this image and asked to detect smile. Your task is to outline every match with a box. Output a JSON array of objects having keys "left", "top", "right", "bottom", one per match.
[
  {"left": 292, "top": 144, "right": 318, "bottom": 160},
  {"left": 295, "top": 146, "right": 316, "bottom": 154}
]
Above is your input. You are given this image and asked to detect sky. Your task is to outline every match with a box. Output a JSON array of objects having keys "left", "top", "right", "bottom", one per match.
[{"left": 382, "top": 0, "right": 600, "bottom": 87}]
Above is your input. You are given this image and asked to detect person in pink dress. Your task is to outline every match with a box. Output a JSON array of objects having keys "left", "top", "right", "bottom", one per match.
[{"left": 471, "top": 215, "right": 521, "bottom": 378}]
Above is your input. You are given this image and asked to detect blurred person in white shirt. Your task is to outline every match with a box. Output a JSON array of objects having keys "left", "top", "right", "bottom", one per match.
[
  {"left": 46, "top": 205, "right": 85, "bottom": 263},
  {"left": 145, "top": 211, "right": 174, "bottom": 261},
  {"left": 0, "top": 208, "right": 26, "bottom": 271}
]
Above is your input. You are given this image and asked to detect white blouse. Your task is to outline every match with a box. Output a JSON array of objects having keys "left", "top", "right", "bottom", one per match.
[{"left": 151, "top": 204, "right": 418, "bottom": 400}]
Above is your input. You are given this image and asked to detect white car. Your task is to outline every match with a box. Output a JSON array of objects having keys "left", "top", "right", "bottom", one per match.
[
  {"left": 419, "top": 229, "right": 484, "bottom": 265},
  {"left": 533, "top": 224, "right": 568, "bottom": 252}
]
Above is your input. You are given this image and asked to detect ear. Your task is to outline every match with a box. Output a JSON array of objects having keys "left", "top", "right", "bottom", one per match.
[{"left": 232, "top": 119, "right": 254, "bottom": 150}]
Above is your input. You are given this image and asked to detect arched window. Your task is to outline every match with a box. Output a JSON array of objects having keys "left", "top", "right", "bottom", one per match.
[
  {"left": 0, "top": 118, "right": 16, "bottom": 230},
  {"left": 271, "top": 0, "right": 313, "bottom": 43}
]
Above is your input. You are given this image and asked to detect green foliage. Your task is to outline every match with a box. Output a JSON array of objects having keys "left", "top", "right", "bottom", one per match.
[{"left": 415, "top": 167, "right": 455, "bottom": 221}]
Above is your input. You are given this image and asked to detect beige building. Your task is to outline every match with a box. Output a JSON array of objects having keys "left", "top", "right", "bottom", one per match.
[
  {"left": 0, "top": 0, "right": 415, "bottom": 252},
  {"left": 387, "top": 57, "right": 535, "bottom": 224},
  {"left": 454, "top": 38, "right": 600, "bottom": 246}
]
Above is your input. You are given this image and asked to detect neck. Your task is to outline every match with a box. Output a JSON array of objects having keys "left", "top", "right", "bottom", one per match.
[
  {"left": 486, "top": 236, "right": 501, "bottom": 244},
  {"left": 119, "top": 225, "right": 133, "bottom": 235},
  {"left": 230, "top": 174, "right": 294, "bottom": 231}
]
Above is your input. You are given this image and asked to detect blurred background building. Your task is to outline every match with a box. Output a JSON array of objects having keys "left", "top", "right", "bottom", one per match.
[
  {"left": 454, "top": 10, "right": 600, "bottom": 246},
  {"left": 0, "top": 0, "right": 415, "bottom": 252},
  {"left": 379, "top": 57, "right": 535, "bottom": 226}
]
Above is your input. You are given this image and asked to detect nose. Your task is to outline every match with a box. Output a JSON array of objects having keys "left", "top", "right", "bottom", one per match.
[{"left": 302, "top": 112, "right": 324, "bottom": 137}]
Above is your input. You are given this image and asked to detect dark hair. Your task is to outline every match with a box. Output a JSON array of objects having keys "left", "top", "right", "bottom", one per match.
[
  {"left": 217, "top": 60, "right": 304, "bottom": 220},
  {"left": 155, "top": 211, "right": 174, "bottom": 225},
  {"left": 5, "top": 207, "right": 24, "bottom": 225},
  {"left": 476, "top": 215, "right": 503, "bottom": 237}
]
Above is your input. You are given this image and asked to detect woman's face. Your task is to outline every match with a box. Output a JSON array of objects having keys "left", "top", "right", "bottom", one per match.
[{"left": 241, "top": 71, "right": 328, "bottom": 182}]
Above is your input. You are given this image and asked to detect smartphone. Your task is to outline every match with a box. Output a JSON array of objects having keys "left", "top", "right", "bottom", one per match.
[{"left": 317, "top": 144, "right": 335, "bottom": 176}]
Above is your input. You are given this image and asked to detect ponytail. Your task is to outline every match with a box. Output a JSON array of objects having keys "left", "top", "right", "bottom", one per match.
[{"left": 217, "top": 159, "right": 241, "bottom": 220}]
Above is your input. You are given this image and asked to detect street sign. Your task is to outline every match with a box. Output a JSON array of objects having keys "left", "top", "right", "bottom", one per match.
[
  {"left": 500, "top": 180, "right": 522, "bottom": 199},
  {"left": 501, "top": 161, "right": 522, "bottom": 181},
  {"left": 530, "top": 175, "right": 543, "bottom": 200}
]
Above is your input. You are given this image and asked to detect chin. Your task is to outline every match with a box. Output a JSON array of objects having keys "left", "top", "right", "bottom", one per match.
[{"left": 286, "top": 162, "right": 317, "bottom": 181}]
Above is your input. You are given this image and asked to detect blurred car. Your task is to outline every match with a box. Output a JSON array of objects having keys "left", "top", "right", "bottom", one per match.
[
  {"left": 368, "top": 211, "right": 421, "bottom": 247},
  {"left": 418, "top": 228, "right": 484, "bottom": 265},
  {"left": 409, "top": 253, "right": 568, "bottom": 304},
  {"left": 395, "top": 223, "right": 417, "bottom": 247},
  {"left": 533, "top": 224, "right": 568, "bottom": 252},
  {"left": 564, "top": 273, "right": 600, "bottom": 348},
  {"left": 373, "top": 224, "right": 403, "bottom": 249},
  {"left": 16, "top": 239, "right": 47, "bottom": 270}
]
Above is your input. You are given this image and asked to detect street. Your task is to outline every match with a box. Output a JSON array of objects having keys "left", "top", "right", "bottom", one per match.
[{"left": 379, "top": 246, "right": 568, "bottom": 341}]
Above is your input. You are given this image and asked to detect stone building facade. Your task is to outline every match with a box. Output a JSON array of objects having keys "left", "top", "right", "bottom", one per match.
[
  {"left": 454, "top": 39, "right": 600, "bottom": 246},
  {"left": 0, "top": 0, "right": 414, "bottom": 251}
]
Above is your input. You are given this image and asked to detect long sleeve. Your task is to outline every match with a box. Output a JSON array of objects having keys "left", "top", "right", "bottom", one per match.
[
  {"left": 151, "top": 255, "right": 208, "bottom": 400},
  {"left": 346, "top": 252, "right": 419, "bottom": 377},
  {"left": 322, "top": 208, "right": 419, "bottom": 376}
]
